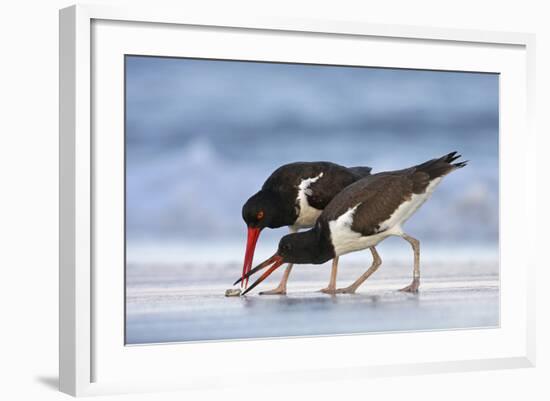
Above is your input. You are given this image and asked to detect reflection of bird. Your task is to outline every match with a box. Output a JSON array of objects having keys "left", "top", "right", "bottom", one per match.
[
  {"left": 240, "top": 161, "right": 372, "bottom": 294},
  {"left": 238, "top": 152, "right": 467, "bottom": 295}
]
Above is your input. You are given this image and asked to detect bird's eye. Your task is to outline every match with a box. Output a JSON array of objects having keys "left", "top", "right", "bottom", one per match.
[{"left": 256, "top": 210, "right": 264, "bottom": 220}]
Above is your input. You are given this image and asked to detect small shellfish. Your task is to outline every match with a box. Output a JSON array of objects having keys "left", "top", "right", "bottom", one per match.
[{"left": 225, "top": 288, "right": 242, "bottom": 297}]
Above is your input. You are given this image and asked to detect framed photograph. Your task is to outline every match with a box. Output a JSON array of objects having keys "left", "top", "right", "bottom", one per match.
[{"left": 59, "top": 4, "right": 536, "bottom": 396}]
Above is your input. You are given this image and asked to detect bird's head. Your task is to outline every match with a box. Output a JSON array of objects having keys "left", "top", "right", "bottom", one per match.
[
  {"left": 277, "top": 230, "right": 326, "bottom": 264},
  {"left": 241, "top": 190, "right": 278, "bottom": 230},
  {"left": 240, "top": 190, "right": 295, "bottom": 289},
  {"left": 235, "top": 228, "right": 333, "bottom": 295}
]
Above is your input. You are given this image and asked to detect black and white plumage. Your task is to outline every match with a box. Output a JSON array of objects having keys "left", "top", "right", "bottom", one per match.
[
  {"left": 238, "top": 152, "right": 467, "bottom": 295},
  {"left": 240, "top": 161, "right": 372, "bottom": 294}
]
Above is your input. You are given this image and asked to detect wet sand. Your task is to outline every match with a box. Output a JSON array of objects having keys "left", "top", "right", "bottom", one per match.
[{"left": 126, "top": 260, "right": 499, "bottom": 344}]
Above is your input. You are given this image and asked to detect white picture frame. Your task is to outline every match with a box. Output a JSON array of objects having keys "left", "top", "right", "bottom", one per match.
[{"left": 59, "top": 4, "right": 536, "bottom": 397}]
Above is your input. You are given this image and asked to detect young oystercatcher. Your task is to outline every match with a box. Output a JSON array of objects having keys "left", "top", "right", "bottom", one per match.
[
  {"left": 240, "top": 161, "right": 372, "bottom": 294},
  {"left": 238, "top": 152, "right": 467, "bottom": 295}
]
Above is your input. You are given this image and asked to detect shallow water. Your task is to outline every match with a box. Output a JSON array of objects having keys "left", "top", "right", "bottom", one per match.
[{"left": 126, "top": 260, "right": 499, "bottom": 344}]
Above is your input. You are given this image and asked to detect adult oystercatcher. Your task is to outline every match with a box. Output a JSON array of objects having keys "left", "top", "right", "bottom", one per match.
[
  {"left": 238, "top": 152, "right": 467, "bottom": 295},
  {"left": 240, "top": 161, "right": 372, "bottom": 294}
]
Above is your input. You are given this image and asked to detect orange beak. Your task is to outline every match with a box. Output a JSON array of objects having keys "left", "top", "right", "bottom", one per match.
[
  {"left": 240, "top": 254, "right": 285, "bottom": 296},
  {"left": 241, "top": 227, "right": 262, "bottom": 288}
]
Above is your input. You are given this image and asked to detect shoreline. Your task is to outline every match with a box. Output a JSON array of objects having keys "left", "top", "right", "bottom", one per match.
[{"left": 126, "top": 260, "right": 499, "bottom": 345}]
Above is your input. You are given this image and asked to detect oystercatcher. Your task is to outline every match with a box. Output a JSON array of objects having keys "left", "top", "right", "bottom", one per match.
[
  {"left": 238, "top": 152, "right": 467, "bottom": 295},
  {"left": 240, "top": 161, "right": 372, "bottom": 294}
]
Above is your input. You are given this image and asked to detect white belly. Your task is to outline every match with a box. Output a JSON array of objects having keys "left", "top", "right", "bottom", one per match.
[
  {"left": 329, "top": 205, "right": 399, "bottom": 256},
  {"left": 329, "top": 178, "right": 443, "bottom": 256},
  {"left": 293, "top": 205, "right": 322, "bottom": 229}
]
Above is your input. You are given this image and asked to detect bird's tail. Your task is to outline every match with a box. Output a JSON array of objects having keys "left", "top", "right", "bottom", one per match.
[
  {"left": 414, "top": 151, "right": 468, "bottom": 179},
  {"left": 349, "top": 166, "right": 373, "bottom": 178}
]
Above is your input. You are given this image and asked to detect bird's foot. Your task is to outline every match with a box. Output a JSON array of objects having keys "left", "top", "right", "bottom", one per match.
[
  {"left": 334, "top": 286, "right": 357, "bottom": 294},
  {"left": 259, "top": 286, "right": 287, "bottom": 295},
  {"left": 399, "top": 278, "right": 420, "bottom": 293},
  {"left": 319, "top": 287, "right": 337, "bottom": 294}
]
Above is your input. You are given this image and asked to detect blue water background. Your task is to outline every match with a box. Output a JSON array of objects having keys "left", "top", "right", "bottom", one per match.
[{"left": 125, "top": 56, "right": 499, "bottom": 259}]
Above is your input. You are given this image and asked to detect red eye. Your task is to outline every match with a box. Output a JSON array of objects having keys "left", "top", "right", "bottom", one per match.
[{"left": 257, "top": 210, "right": 264, "bottom": 220}]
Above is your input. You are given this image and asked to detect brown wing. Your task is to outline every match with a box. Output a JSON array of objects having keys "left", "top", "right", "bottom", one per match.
[
  {"left": 320, "top": 173, "right": 422, "bottom": 236},
  {"left": 319, "top": 152, "right": 467, "bottom": 237},
  {"left": 306, "top": 164, "right": 358, "bottom": 209},
  {"left": 351, "top": 175, "right": 414, "bottom": 236}
]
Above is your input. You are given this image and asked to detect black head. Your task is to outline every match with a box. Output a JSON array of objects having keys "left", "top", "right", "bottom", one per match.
[
  {"left": 277, "top": 229, "right": 333, "bottom": 265},
  {"left": 240, "top": 189, "right": 296, "bottom": 290},
  {"left": 237, "top": 226, "right": 334, "bottom": 295},
  {"left": 242, "top": 190, "right": 295, "bottom": 230}
]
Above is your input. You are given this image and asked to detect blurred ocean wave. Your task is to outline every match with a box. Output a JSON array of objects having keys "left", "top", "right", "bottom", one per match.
[{"left": 125, "top": 56, "right": 498, "bottom": 249}]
